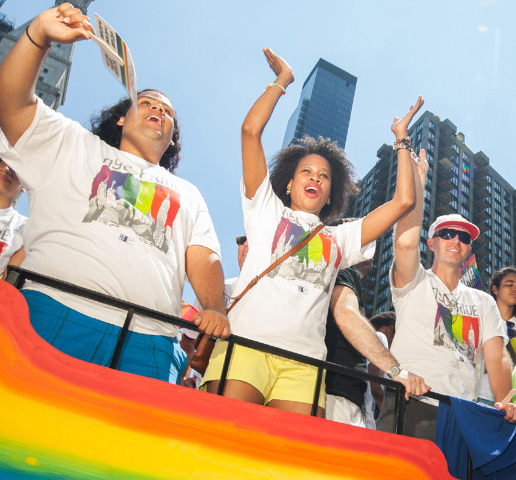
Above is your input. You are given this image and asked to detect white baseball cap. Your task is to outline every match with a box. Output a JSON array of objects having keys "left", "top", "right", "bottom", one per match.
[{"left": 428, "top": 214, "right": 480, "bottom": 241}]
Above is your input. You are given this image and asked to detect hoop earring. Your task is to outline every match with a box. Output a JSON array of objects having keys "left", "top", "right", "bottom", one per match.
[{"left": 286, "top": 189, "right": 291, "bottom": 195}]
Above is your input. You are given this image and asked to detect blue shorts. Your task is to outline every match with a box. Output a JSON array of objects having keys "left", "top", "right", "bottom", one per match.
[{"left": 22, "top": 290, "right": 187, "bottom": 384}]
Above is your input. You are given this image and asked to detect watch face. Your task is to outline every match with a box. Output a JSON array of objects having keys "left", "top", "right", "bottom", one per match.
[{"left": 388, "top": 366, "right": 401, "bottom": 378}]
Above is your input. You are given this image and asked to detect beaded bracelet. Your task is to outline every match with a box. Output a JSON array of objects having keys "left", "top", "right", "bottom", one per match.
[
  {"left": 25, "top": 25, "right": 52, "bottom": 50},
  {"left": 393, "top": 136, "right": 421, "bottom": 164},
  {"left": 264, "top": 82, "right": 286, "bottom": 96},
  {"left": 393, "top": 136, "right": 411, "bottom": 151}
]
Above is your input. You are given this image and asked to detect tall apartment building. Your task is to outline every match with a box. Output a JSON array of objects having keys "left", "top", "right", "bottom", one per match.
[
  {"left": 282, "top": 58, "right": 357, "bottom": 149},
  {"left": 0, "top": 0, "right": 93, "bottom": 110},
  {"left": 348, "top": 111, "right": 515, "bottom": 317}
]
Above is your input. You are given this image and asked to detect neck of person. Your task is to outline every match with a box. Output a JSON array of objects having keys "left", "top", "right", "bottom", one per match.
[
  {"left": 431, "top": 261, "right": 462, "bottom": 292},
  {"left": 119, "top": 139, "right": 164, "bottom": 166},
  {"left": 0, "top": 196, "right": 14, "bottom": 209},
  {"left": 497, "top": 301, "right": 515, "bottom": 322}
]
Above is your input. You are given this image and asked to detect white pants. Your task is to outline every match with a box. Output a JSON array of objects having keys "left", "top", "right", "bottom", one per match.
[{"left": 325, "top": 394, "right": 365, "bottom": 427}]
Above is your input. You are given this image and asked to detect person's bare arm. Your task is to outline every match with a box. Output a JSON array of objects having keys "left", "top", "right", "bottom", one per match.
[
  {"left": 391, "top": 145, "right": 429, "bottom": 288},
  {"left": 0, "top": 4, "right": 93, "bottom": 146},
  {"left": 185, "top": 245, "right": 230, "bottom": 339},
  {"left": 2, "top": 246, "right": 25, "bottom": 280},
  {"left": 368, "top": 362, "right": 385, "bottom": 409},
  {"left": 241, "top": 49, "right": 294, "bottom": 199},
  {"left": 484, "top": 336, "right": 516, "bottom": 422},
  {"left": 330, "top": 285, "right": 430, "bottom": 399},
  {"left": 360, "top": 97, "right": 425, "bottom": 247}
]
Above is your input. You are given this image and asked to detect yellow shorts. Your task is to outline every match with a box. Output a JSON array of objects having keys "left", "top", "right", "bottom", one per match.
[{"left": 200, "top": 340, "right": 325, "bottom": 409}]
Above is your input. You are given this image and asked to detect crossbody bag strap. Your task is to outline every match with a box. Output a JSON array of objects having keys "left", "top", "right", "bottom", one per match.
[{"left": 226, "top": 224, "right": 324, "bottom": 313}]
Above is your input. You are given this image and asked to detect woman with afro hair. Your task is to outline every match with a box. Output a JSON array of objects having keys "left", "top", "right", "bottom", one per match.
[{"left": 202, "top": 48, "right": 424, "bottom": 417}]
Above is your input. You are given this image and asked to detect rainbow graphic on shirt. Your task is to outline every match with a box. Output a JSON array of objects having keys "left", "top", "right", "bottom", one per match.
[
  {"left": 83, "top": 165, "right": 180, "bottom": 253},
  {"left": 434, "top": 302, "right": 480, "bottom": 363},
  {"left": 269, "top": 216, "right": 341, "bottom": 289}
]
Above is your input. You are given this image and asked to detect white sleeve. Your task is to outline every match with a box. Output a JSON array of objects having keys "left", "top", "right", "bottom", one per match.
[
  {"left": 0, "top": 99, "right": 88, "bottom": 191},
  {"left": 390, "top": 263, "right": 425, "bottom": 298},
  {"left": 482, "top": 293, "right": 508, "bottom": 344},
  {"left": 240, "top": 172, "right": 284, "bottom": 240},
  {"left": 336, "top": 218, "right": 376, "bottom": 269},
  {"left": 186, "top": 187, "right": 221, "bottom": 258}
]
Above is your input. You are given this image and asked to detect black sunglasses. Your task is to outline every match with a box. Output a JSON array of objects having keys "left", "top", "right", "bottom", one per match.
[
  {"left": 433, "top": 228, "right": 472, "bottom": 245},
  {"left": 236, "top": 235, "right": 247, "bottom": 246}
]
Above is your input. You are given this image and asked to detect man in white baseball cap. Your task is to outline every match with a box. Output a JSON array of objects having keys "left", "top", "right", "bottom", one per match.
[{"left": 377, "top": 152, "right": 516, "bottom": 441}]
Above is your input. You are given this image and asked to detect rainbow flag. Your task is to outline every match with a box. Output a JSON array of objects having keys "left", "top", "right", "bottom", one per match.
[{"left": 460, "top": 254, "right": 482, "bottom": 289}]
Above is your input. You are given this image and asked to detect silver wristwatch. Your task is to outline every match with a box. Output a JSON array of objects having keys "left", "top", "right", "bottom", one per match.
[{"left": 387, "top": 365, "right": 403, "bottom": 378}]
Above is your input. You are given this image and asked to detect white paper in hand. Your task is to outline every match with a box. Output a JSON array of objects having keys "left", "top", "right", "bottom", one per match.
[{"left": 91, "top": 14, "right": 138, "bottom": 112}]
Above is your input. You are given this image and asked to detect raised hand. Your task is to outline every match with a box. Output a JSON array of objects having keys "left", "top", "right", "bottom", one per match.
[
  {"left": 262, "top": 48, "right": 294, "bottom": 89},
  {"left": 30, "top": 3, "right": 95, "bottom": 48},
  {"left": 391, "top": 96, "right": 424, "bottom": 139},
  {"left": 414, "top": 148, "right": 429, "bottom": 176}
]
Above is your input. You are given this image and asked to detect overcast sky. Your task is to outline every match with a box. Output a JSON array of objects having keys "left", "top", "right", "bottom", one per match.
[{"left": 3, "top": 0, "right": 515, "bottom": 301}]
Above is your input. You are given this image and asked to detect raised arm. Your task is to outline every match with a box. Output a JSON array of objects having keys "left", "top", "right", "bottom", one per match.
[
  {"left": 0, "top": 4, "right": 94, "bottom": 146},
  {"left": 241, "top": 49, "right": 294, "bottom": 199},
  {"left": 391, "top": 145, "right": 428, "bottom": 288},
  {"left": 360, "top": 97, "right": 425, "bottom": 247},
  {"left": 330, "top": 285, "right": 430, "bottom": 400}
]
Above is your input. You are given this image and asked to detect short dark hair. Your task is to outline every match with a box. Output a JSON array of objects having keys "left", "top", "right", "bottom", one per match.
[
  {"left": 370, "top": 311, "right": 396, "bottom": 331},
  {"left": 90, "top": 89, "right": 181, "bottom": 173},
  {"left": 490, "top": 266, "right": 516, "bottom": 317},
  {"left": 269, "top": 136, "right": 357, "bottom": 224}
]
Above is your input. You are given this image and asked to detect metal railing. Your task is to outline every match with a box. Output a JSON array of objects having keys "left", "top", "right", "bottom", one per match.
[{"left": 4, "top": 265, "right": 471, "bottom": 477}]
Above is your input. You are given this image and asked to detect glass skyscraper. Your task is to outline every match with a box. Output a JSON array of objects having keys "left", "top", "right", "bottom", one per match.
[{"left": 282, "top": 58, "right": 357, "bottom": 149}]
